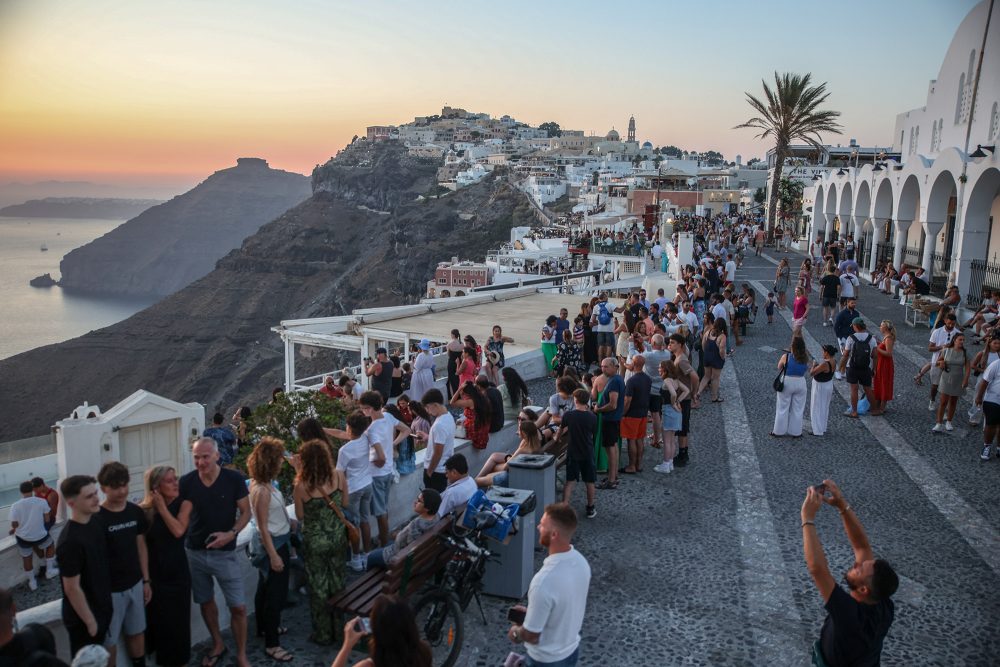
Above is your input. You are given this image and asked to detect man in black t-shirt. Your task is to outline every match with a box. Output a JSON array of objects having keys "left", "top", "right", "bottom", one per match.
[
  {"left": 97, "top": 462, "right": 149, "bottom": 667},
  {"left": 180, "top": 437, "right": 252, "bottom": 667},
  {"left": 621, "top": 355, "right": 652, "bottom": 474},
  {"left": 801, "top": 479, "right": 898, "bottom": 667},
  {"left": 56, "top": 475, "right": 112, "bottom": 657},
  {"left": 558, "top": 389, "right": 598, "bottom": 519},
  {"left": 819, "top": 268, "right": 841, "bottom": 325}
]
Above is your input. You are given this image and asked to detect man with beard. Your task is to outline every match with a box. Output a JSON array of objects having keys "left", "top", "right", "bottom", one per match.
[{"left": 801, "top": 479, "right": 898, "bottom": 667}]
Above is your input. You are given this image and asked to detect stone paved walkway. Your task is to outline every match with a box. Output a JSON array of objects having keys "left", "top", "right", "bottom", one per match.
[{"left": 186, "top": 249, "right": 1000, "bottom": 666}]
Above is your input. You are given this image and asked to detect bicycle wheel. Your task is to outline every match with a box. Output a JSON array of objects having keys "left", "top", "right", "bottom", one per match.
[{"left": 413, "top": 590, "right": 464, "bottom": 667}]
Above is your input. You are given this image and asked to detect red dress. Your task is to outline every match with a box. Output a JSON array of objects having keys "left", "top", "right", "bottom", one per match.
[
  {"left": 464, "top": 407, "right": 489, "bottom": 450},
  {"left": 873, "top": 340, "right": 894, "bottom": 402}
]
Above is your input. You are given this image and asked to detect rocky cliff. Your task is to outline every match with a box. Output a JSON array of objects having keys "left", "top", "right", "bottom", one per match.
[
  {"left": 0, "top": 142, "right": 534, "bottom": 441},
  {"left": 57, "top": 158, "right": 311, "bottom": 297}
]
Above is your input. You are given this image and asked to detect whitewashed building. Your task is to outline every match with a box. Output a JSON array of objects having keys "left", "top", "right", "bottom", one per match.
[{"left": 810, "top": 0, "right": 1000, "bottom": 304}]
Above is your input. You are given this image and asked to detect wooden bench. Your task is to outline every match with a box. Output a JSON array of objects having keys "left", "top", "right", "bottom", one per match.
[{"left": 327, "top": 514, "right": 454, "bottom": 617}]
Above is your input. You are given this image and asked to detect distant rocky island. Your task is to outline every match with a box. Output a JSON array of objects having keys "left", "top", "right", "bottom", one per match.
[
  {"left": 0, "top": 197, "right": 163, "bottom": 219},
  {"left": 57, "top": 158, "right": 311, "bottom": 298},
  {"left": 0, "top": 142, "right": 534, "bottom": 441}
]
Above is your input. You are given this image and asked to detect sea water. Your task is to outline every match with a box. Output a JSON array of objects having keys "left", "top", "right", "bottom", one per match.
[{"left": 0, "top": 217, "right": 157, "bottom": 360}]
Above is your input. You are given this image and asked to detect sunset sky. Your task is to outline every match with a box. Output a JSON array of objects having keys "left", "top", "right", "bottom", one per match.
[{"left": 0, "top": 0, "right": 980, "bottom": 192}]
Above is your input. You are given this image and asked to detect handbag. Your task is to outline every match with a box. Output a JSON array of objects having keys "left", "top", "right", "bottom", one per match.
[
  {"left": 773, "top": 365, "right": 786, "bottom": 392},
  {"left": 325, "top": 492, "right": 361, "bottom": 545}
]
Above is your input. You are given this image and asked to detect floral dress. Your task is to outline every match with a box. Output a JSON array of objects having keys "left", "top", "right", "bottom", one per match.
[{"left": 303, "top": 493, "right": 348, "bottom": 644}]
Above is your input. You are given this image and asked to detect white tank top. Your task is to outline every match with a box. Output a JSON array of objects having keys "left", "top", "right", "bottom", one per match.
[{"left": 251, "top": 482, "right": 290, "bottom": 537}]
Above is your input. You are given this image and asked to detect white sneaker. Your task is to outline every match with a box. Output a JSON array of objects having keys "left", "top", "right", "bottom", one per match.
[
  {"left": 653, "top": 462, "right": 672, "bottom": 474},
  {"left": 45, "top": 566, "right": 59, "bottom": 580},
  {"left": 931, "top": 423, "right": 944, "bottom": 432},
  {"left": 28, "top": 577, "right": 37, "bottom": 591},
  {"left": 834, "top": 371, "right": 843, "bottom": 381},
  {"left": 822, "top": 321, "right": 828, "bottom": 327},
  {"left": 928, "top": 400, "right": 936, "bottom": 411},
  {"left": 945, "top": 421, "right": 954, "bottom": 431},
  {"left": 981, "top": 444, "right": 993, "bottom": 461},
  {"left": 348, "top": 555, "right": 364, "bottom": 572}
]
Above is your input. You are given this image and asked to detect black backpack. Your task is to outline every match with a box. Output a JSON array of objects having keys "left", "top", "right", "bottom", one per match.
[{"left": 849, "top": 333, "right": 872, "bottom": 370}]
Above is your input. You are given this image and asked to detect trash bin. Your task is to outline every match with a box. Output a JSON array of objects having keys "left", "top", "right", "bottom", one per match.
[
  {"left": 481, "top": 486, "right": 536, "bottom": 599},
  {"left": 507, "top": 453, "right": 556, "bottom": 527}
]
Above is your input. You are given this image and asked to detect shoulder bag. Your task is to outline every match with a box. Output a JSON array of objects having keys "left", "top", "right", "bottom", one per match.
[
  {"left": 773, "top": 361, "right": 787, "bottom": 392},
  {"left": 324, "top": 492, "right": 361, "bottom": 545}
]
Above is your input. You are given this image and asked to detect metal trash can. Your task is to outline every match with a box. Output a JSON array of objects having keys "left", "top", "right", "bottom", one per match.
[
  {"left": 507, "top": 453, "right": 556, "bottom": 527},
  {"left": 481, "top": 486, "right": 535, "bottom": 598}
]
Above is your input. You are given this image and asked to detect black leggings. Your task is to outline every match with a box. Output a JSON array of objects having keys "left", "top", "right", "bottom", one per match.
[{"left": 255, "top": 541, "right": 290, "bottom": 648}]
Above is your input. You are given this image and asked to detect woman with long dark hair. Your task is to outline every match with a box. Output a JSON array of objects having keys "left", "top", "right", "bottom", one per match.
[
  {"left": 449, "top": 381, "right": 492, "bottom": 450},
  {"left": 445, "top": 329, "right": 463, "bottom": 398},
  {"left": 697, "top": 316, "right": 727, "bottom": 402},
  {"left": 498, "top": 367, "right": 530, "bottom": 423},
  {"left": 332, "top": 594, "right": 431, "bottom": 667},
  {"left": 297, "top": 416, "right": 337, "bottom": 460}
]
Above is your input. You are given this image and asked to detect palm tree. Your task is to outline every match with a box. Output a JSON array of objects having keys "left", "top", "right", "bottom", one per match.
[{"left": 735, "top": 72, "right": 842, "bottom": 231}]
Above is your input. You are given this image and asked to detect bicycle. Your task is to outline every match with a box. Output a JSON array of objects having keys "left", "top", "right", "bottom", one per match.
[{"left": 413, "top": 509, "right": 502, "bottom": 667}]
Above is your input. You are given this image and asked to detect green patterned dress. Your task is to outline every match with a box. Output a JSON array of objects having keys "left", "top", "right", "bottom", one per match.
[{"left": 302, "top": 493, "right": 348, "bottom": 644}]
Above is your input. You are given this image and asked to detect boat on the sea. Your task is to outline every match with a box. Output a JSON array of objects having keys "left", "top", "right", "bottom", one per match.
[{"left": 40, "top": 243, "right": 48, "bottom": 251}]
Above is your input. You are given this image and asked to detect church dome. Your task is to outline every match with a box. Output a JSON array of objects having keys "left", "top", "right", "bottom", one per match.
[
  {"left": 606, "top": 129, "right": 620, "bottom": 141},
  {"left": 642, "top": 141, "right": 653, "bottom": 149}
]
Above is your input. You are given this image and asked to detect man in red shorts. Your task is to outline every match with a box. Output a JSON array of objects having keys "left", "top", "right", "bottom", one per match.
[{"left": 620, "top": 355, "right": 651, "bottom": 474}]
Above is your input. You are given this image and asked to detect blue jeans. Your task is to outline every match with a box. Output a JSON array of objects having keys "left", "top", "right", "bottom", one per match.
[{"left": 526, "top": 647, "right": 579, "bottom": 667}]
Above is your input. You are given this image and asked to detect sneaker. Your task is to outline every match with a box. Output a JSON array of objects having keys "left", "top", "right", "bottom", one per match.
[
  {"left": 28, "top": 577, "right": 37, "bottom": 591},
  {"left": 44, "top": 566, "right": 59, "bottom": 580},
  {"left": 834, "top": 371, "right": 844, "bottom": 380},
  {"left": 348, "top": 555, "right": 364, "bottom": 572},
  {"left": 822, "top": 321, "right": 828, "bottom": 327},
  {"left": 586, "top": 505, "right": 597, "bottom": 519},
  {"left": 981, "top": 444, "right": 992, "bottom": 461},
  {"left": 945, "top": 421, "right": 954, "bottom": 432},
  {"left": 928, "top": 400, "right": 936, "bottom": 411},
  {"left": 931, "top": 423, "right": 944, "bottom": 432},
  {"left": 653, "top": 462, "right": 672, "bottom": 474}
]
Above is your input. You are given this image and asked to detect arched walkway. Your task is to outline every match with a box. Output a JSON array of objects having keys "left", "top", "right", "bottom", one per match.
[
  {"left": 958, "top": 168, "right": 1000, "bottom": 304},
  {"left": 925, "top": 170, "right": 959, "bottom": 292}
]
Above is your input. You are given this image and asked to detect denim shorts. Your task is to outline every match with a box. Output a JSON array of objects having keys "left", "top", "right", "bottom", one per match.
[
  {"left": 595, "top": 331, "right": 615, "bottom": 347},
  {"left": 492, "top": 471, "right": 509, "bottom": 487},
  {"left": 369, "top": 475, "right": 392, "bottom": 516},
  {"left": 187, "top": 548, "right": 246, "bottom": 607}
]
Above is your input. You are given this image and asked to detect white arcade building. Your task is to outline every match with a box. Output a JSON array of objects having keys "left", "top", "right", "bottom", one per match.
[{"left": 810, "top": 0, "right": 1000, "bottom": 305}]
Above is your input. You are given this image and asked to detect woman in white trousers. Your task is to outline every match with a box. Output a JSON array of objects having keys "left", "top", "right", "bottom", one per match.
[
  {"left": 771, "top": 337, "right": 811, "bottom": 437},
  {"left": 809, "top": 344, "right": 838, "bottom": 436}
]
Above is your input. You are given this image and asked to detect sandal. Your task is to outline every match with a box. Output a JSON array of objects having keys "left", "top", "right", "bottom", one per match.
[
  {"left": 265, "top": 646, "right": 294, "bottom": 662},
  {"left": 596, "top": 479, "right": 619, "bottom": 490},
  {"left": 202, "top": 648, "right": 228, "bottom": 667},
  {"left": 650, "top": 440, "right": 662, "bottom": 449},
  {"left": 913, "top": 375, "right": 924, "bottom": 386}
]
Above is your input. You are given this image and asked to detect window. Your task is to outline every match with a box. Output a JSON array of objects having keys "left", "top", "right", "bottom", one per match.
[{"left": 956, "top": 73, "right": 966, "bottom": 125}]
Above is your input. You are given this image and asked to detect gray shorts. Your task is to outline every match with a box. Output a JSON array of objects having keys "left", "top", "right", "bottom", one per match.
[
  {"left": 347, "top": 484, "right": 372, "bottom": 524},
  {"left": 15, "top": 534, "right": 52, "bottom": 558},
  {"left": 187, "top": 548, "right": 246, "bottom": 608},
  {"left": 108, "top": 580, "right": 146, "bottom": 641},
  {"left": 596, "top": 331, "right": 615, "bottom": 347},
  {"left": 369, "top": 475, "right": 392, "bottom": 517},
  {"left": 929, "top": 365, "right": 943, "bottom": 385}
]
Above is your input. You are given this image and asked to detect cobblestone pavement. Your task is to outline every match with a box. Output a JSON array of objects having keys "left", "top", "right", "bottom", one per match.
[{"left": 173, "top": 250, "right": 996, "bottom": 665}]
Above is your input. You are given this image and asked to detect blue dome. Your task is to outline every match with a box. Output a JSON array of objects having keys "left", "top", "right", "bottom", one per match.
[{"left": 642, "top": 141, "right": 653, "bottom": 149}]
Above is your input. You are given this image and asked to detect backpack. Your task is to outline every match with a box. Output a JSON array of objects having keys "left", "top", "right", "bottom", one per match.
[
  {"left": 849, "top": 333, "right": 872, "bottom": 370},
  {"left": 596, "top": 302, "right": 612, "bottom": 326}
]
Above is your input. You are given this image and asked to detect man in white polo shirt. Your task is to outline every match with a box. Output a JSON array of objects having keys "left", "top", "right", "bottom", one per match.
[
  {"left": 507, "top": 503, "right": 591, "bottom": 667},
  {"left": 437, "top": 454, "right": 477, "bottom": 518}
]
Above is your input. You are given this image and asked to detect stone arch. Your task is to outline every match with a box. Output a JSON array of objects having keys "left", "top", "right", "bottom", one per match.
[
  {"left": 957, "top": 168, "right": 1000, "bottom": 302},
  {"left": 825, "top": 182, "right": 838, "bottom": 237},
  {"left": 440, "top": 289, "right": 451, "bottom": 298},
  {"left": 455, "top": 290, "right": 466, "bottom": 297},
  {"left": 813, "top": 186, "right": 826, "bottom": 240},
  {"left": 926, "top": 170, "right": 959, "bottom": 290},
  {"left": 873, "top": 177, "right": 895, "bottom": 246},
  {"left": 838, "top": 180, "right": 854, "bottom": 238},
  {"left": 896, "top": 174, "right": 922, "bottom": 266}
]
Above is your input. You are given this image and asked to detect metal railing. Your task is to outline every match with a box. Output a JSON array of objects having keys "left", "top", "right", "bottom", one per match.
[
  {"left": 589, "top": 240, "right": 646, "bottom": 257},
  {"left": 930, "top": 251, "right": 952, "bottom": 296},
  {"left": 901, "top": 247, "right": 922, "bottom": 268},
  {"left": 966, "top": 258, "right": 1000, "bottom": 307}
]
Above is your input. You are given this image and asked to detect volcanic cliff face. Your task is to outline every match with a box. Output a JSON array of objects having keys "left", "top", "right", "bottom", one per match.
[
  {"left": 0, "top": 142, "right": 534, "bottom": 440},
  {"left": 57, "top": 158, "right": 311, "bottom": 297}
]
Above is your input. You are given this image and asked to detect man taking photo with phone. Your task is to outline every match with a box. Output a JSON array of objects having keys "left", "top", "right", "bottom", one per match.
[{"left": 801, "top": 479, "right": 898, "bottom": 666}]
